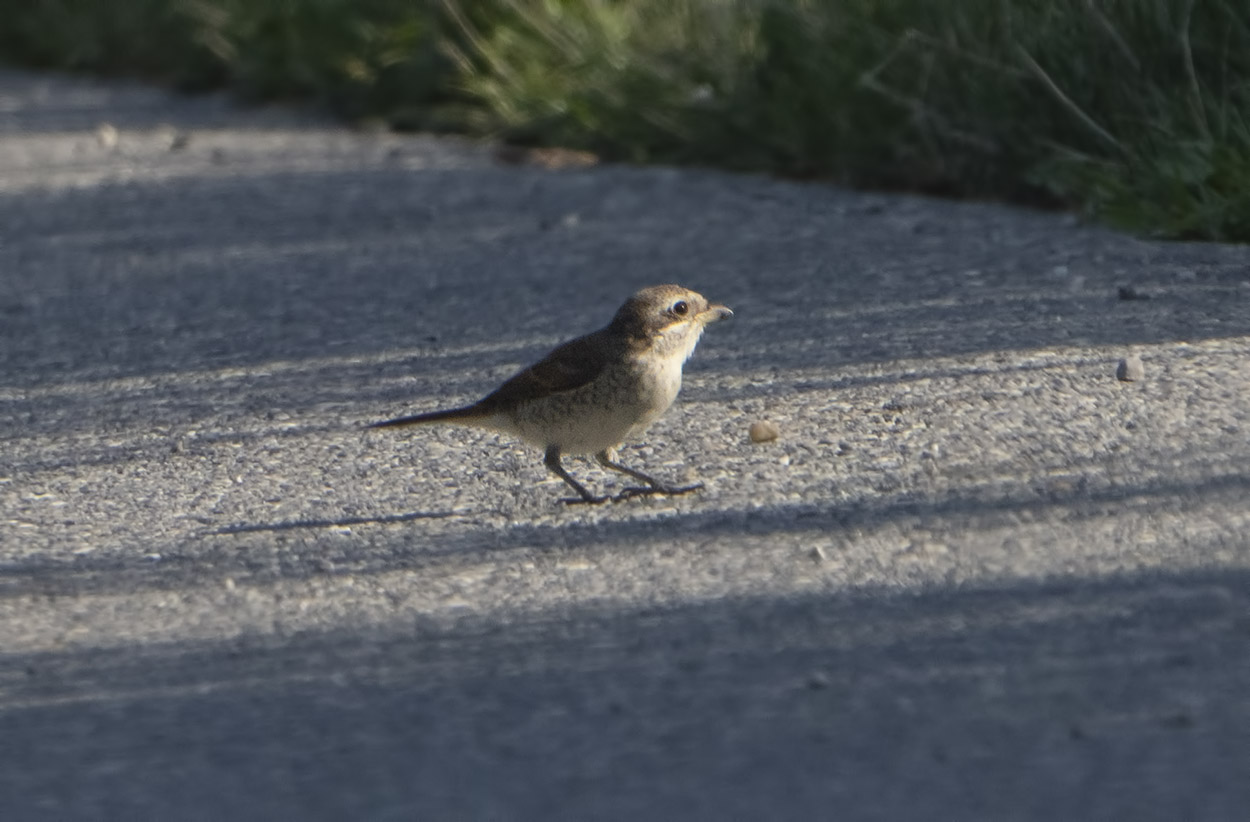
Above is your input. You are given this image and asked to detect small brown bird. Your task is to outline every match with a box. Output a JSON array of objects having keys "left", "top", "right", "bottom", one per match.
[{"left": 371, "top": 284, "right": 732, "bottom": 504}]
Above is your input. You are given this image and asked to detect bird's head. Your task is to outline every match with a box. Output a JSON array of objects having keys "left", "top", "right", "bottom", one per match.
[{"left": 611, "top": 284, "right": 733, "bottom": 360}]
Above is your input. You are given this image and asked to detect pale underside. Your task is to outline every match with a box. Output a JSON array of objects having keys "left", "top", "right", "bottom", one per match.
[{"left": 489, "top": 336, "right": 694, "bottom": 454}]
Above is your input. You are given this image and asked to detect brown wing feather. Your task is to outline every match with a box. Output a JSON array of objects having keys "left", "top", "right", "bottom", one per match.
[{"left": 474, "top": 329, "right": 614, "bottom": 413}]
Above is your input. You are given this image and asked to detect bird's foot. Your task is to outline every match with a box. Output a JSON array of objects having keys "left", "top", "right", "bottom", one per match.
[
  {"left": 613, "top": 482, "right": 704, "bottom": 501},
  {"left": 560, "top": 494, "right": 611, "bottom": 506}
]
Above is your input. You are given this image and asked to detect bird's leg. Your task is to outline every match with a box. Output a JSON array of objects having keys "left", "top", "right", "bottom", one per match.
[
  {"left": 546, "top": 445, "right": 608, "bottom": 505},
  {"left": 595, "top": 448, "right": 704, "bottom": 500}
]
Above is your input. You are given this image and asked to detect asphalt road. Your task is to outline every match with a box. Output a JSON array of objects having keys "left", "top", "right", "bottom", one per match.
[{"left": 2, "top": 68, "right": 1249, "bottom": 820}]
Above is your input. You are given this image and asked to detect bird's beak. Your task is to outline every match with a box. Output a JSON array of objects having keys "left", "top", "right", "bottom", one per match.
[{"left": 700, "top": 303, "right": 733, "bottom": 323}]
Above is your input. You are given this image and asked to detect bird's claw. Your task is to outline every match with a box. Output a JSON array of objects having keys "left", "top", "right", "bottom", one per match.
[
  {"left": 560, "top": 483, "right": 704, "bottom": 505},
  {"left": 613, "top": 482, "right": 704, "bottom": 501}
]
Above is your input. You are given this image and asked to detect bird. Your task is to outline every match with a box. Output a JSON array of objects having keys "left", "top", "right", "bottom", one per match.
[{"left": 370, "top": 284, "right": 733, "bottom": 504}]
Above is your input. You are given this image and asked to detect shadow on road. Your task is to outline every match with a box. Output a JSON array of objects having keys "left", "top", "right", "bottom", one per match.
[
  {"left": 1, "top": 564, "right": 1246, "bottom": 820},
  {"left": 4, "top": 165, "right": 1248, "bottom": 394},
  {"left": 2, "top": 464, "right": 1244, "bottom": 601},
  {"left": 205, "top": 508, "right": 459, "bottom": 536}
]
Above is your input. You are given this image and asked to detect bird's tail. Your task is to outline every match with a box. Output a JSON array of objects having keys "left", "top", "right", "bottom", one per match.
[{"left": 368, "top": 405, "right": 487, "bottom": 429}]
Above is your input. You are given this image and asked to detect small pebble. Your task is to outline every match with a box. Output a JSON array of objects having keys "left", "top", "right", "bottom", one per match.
[
  {"left": 749, "top": 420, "right": 780, "bottom": 443},
  {"left": 1117, "top": 355, "right": 1145, "bottom": 382}
]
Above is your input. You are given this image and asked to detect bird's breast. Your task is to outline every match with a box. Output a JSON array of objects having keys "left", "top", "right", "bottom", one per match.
[
  {"left": 499, "top": 349, "right": 685, "bottom": 454},
  {"left": 638, "top": 350, "right": 684, "bottom": 411}
]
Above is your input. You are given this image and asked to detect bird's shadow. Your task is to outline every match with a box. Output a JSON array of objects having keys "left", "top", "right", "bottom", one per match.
[{"left": 205, "top": 510, "right": 459, "bottom": 536}]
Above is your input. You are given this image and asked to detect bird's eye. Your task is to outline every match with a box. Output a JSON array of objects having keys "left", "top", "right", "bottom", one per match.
[{"left": 671, "top": 300, "right": 689, "bottom": 316}]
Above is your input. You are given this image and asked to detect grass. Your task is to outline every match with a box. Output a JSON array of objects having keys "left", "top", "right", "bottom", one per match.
[{"left": 1, "top": 0, "right": 1247, "bottom": 241}]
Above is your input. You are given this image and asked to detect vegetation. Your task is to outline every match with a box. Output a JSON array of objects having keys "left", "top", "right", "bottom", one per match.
[{"left": 2, "top": 0, "right": 1247, "bottom": 240}]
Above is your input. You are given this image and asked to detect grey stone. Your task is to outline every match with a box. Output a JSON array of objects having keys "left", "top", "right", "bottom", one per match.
[{"left": 1118, "top": 355, "right": 1146, "bottom": 381}]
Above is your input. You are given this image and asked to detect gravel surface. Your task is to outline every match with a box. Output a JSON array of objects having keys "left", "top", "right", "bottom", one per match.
[{"left": 2, "top": 68, "right": 1249, "bottom": 820}]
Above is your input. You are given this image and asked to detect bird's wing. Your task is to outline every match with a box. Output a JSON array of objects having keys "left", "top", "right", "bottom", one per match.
[{"left": 477, "top": 330, "right": 612, "bottom": 412}]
